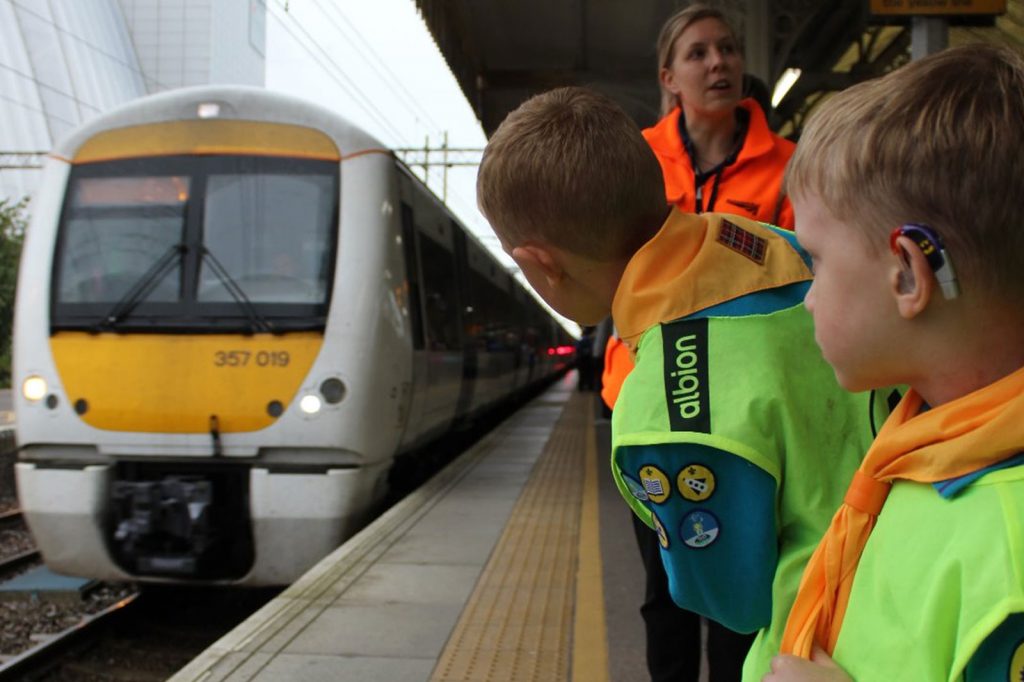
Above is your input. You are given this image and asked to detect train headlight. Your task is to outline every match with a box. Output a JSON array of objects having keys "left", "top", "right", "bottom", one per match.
[
  {"left": 22, "top": 376, "right": 47, "bottom": 402},
  {"left": 299, "top": 394, "right": 322, "bottom": 415},
  {"left": 197, "top": 102, "right": 221, "bottom": 118}
]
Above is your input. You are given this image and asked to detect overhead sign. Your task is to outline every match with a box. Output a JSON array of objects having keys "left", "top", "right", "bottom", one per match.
[{"left": 870, "top": 0, "right": 1006, "bottom": 15}]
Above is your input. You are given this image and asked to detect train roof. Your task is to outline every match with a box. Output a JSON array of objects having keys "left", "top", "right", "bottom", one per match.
[{"left": 51, "top": 85, "right": 385, "bottom": 160}]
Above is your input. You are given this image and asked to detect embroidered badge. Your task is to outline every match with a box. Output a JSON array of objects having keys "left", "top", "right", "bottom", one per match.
[
  {"left": 639, "top": 465, "right": 670, "bottom": 504},
  {"left": 678, "top": 464, "right": 716, "bottom": 502},
  {"left": 717, "top": 218, "right": 767, "bottom": 264},
  {"left": 681, "top": 509, "right": 720, "bottom": 549},
  {"left": 653, "top": 512, "right": 670, "bottom": 549},
  {"left": 1010, "top": 639, "right": 1024, "bottom": 682},
  {"left": 622, "top": 473, "right": 649, "bottom": 502}
]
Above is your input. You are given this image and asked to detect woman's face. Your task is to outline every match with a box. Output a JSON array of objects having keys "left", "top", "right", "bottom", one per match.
[{"left": 661, "top": 17, "right": 744, "bottom": 118}]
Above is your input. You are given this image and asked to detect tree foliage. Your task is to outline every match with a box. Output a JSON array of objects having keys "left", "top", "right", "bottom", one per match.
[{"left": 0, "top": 198, "right": 27, "bottom": 388}]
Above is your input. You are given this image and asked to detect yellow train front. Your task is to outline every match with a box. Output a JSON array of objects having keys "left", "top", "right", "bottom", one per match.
[{"left": 13, "top": 86, "right": 570, "bottom": 585}]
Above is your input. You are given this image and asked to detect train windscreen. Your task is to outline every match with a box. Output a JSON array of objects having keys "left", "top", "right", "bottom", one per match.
[{"left": 51, "top": 155, "right": 339, "bottom": 332}]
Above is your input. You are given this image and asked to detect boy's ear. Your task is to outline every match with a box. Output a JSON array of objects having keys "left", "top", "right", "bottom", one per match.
[
  {"left": 890, "top": 235, "right": 936, "bottom": 319},
  {"left": 511, "top": 244, "right": 565, "bottom": 287}
]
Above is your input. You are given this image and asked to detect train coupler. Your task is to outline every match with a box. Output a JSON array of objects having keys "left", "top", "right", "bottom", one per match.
[{"left": 111, "top": 477, "right": 213, "bottom": 575}]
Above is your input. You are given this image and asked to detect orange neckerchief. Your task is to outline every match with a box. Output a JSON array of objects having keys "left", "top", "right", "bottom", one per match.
[{"left": 781, "top": 364, "right": 1024, "bottom": 657}]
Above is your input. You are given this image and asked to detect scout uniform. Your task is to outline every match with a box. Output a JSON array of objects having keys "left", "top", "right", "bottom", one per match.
[
  {"left": 782, "top": 378, "right": 1024, "bottom": 680},
  {"left": 610, "top": 209, "right": 895, "bottom": 677}
]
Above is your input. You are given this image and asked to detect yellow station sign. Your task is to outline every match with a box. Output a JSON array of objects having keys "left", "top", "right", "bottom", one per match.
[{"left": 870, "top": 0, "right": 1006, "bottom": 14}]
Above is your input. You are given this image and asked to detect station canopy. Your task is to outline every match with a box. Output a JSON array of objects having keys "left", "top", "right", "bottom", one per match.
[{"left": 413, "top": 0, "right": 1024, "bottom": 138}]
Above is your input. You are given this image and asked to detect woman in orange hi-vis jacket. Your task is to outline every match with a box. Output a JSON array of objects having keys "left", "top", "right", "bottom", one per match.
[
  {"left": 643, "top": 7, "right": 795, "bottom": 230},
  {"left": 611, "top": 5, "right": 797, "bottom": 681}
]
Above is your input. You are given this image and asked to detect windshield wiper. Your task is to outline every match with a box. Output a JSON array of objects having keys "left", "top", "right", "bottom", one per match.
[
  {"left": 200, "top": 247, "right": 274, "bottom": 333},
  {"left": 96, "top": 243, "right": 187, "bottom": 331}
]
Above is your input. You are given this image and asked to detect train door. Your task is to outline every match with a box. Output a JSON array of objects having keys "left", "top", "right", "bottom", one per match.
[
  {"left": 410, "top": 198, "right": 463, "bottom": 435},
  {"left": 467, "top": 235, "right": 513, "bottom": 413},
  {"left": 494, "top": 270, "right": 520, "bottom": 395},
  {"left": 398, "top": 201, "right": 429, "bottom": 445},
  {"left": 510, "top": 286, "right": 531, "bottom": 391},
  {"left": 451, "top": 227, "right": 476, "bottom": 420}
]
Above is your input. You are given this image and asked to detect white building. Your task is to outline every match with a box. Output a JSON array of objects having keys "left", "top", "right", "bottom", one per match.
[{"left": 0, "top": 0, "right": 266, "bottom": 202}]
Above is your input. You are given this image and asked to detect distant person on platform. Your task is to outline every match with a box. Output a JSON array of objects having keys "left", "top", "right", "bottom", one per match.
[
  {"left": 575, "top": 326, "right": 597, "bottom": 391},
  {"left": 476, "top": 86, "right": 893, "bottom": 682},
  {"left": 600, "top": 5, "right": 799, "bottom": 681}
]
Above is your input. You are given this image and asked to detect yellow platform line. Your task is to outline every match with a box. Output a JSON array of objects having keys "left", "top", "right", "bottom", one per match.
[
  {"left": 430, "top": 392, "right": 609, "bottom": 681},
  {"left": 572, "top": 399, "right": 610, "bottom": 682}
]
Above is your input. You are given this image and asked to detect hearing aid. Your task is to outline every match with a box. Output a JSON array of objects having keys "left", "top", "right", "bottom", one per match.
[{"left": 889, "top": 223, "right": 960, "bottom": 300}]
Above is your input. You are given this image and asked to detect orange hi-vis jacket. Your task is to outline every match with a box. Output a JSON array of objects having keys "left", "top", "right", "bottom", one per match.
[
  {"left": 600, "top": 335, "right": 632, "bottom": 410},
  {"left": 642, "top": 99, "right": 796, "bottom": 229},
  {"left": 604, "top": 102, "right": 795, "bottom": 410}
]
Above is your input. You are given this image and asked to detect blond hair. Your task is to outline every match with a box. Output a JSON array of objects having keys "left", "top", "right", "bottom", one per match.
[
  {"left": 477, "top": 87, "right": 666, "bottom": 262},
  {"left": 656, "top": 4, "right": 741, "bottom": 116},
  {"left": 786, "top": 43, "right": 1024, "bottom": 297}
]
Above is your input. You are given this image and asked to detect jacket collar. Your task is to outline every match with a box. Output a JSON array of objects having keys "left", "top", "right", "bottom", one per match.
[
  {"left": 645, "top": 98, "right": 776, "bottom": 169},
  {"left": 611, "top": 209, "right": 811, "bottom": 349}
]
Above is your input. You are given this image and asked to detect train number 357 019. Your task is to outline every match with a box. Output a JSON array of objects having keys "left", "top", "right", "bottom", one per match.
[{"left": 213, "top": 350, "right": 291, "bottom": 367}]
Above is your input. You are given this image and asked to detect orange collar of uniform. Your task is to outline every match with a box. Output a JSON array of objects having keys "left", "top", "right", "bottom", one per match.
[
  {"left": 611, "top": 209, "right": 812, "bottom": 350},
  {"left": 644, "top": 99, "right": 777, "bottom": 204}
]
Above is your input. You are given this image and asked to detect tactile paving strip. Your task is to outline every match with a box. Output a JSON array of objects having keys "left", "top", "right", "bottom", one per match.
[{"left": 430, "top": 391, "right": 589, "bottom": 681}]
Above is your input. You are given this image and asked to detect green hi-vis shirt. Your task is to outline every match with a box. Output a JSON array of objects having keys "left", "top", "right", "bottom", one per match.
[
  {"left": 833, "top": 465, "right": 1024, "bottom": 681},
  {"left": 609, "top": 210, "right": 896, "bottom": 679}
]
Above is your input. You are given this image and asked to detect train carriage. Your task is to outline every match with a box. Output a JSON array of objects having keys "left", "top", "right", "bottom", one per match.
[{"left": 13, "top": 85, "right": 571, "bottom": 586}]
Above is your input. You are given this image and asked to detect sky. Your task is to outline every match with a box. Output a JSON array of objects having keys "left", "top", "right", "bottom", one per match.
[{"left": 263, "top": 0, "right": 579, "bottom": 333}]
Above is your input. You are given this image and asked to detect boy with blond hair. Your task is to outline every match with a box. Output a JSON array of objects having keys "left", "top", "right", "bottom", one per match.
[
  {"left": 477, "top": 86, "right": 894, "bottom": 679},
  {"left": 765, "top": 43, "right": 1024, "bottom": 682}
]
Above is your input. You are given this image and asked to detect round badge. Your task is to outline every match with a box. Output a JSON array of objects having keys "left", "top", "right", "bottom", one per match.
[
  {"left": 677, "top": 464, "right": 715, "bottom": 502},
  {"left": 652, "top": 512, "right": 669, "bottom": 549},
  {"left": 680, "top": 509, "right": 720, "bottom": 549},
  {"left": 638, "top": 465, "right": 670, "bottom": 504},
  {"left": 1008, "top": 639, "right": 1024, "bottom": 682},
  {"left": 622, "top": 474, "right": 649, "bottom": 502}
]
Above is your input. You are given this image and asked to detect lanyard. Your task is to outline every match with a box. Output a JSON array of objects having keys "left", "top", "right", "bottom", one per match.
[
  {"left": 679, "top": 108, "right": 748, "bottom": 214},
  {"left": 694, "top": 168, "right": 725, "bottom": 214}
]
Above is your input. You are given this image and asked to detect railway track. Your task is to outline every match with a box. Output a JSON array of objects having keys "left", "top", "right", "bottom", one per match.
[
  {"left": 3, "top": 587, "right": 280, "bottom": 682},
  {"left": 0, "top": 509, "right": 40, "bottom": 578},
  {"left": 0, "top": 423, "right": 273, "bottom": 679},
  {"left": 0, "top": 592, "right": 140, "bottom": 681},
  {"left": 0, "top": 505, "right": 140, "bottom": 676}
]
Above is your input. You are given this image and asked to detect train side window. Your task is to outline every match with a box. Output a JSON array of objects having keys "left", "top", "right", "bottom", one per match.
[
  {"left": 493, "top": 272, "right": 517, "bottom": 351},
  {"left": 399, "top": 203, "right": 425, "bottom": 350},
  {"left": 482, "top": 276, "right": 510, "bottom": 351},
  {"left": 416, "top": 227, "right": 460, "bottom": 351}
]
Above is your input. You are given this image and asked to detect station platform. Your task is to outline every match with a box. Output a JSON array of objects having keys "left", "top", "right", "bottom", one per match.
[{"left": 170, "top": 374, "right": 684, "bottom": 682}]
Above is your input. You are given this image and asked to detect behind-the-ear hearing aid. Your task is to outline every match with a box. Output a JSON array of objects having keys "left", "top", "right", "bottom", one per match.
[{"left": 889, "top": 223, "right": 960, "bottom": 300}]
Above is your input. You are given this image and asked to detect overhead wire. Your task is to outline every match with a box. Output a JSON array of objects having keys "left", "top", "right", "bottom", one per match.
[
  {"left": 308, "top": 0, "right": 448, "bottom": 136},
  {"left": 7, "top": 0, "right": 455, "bottom": 152},
  {"left": 272, "top": 2, "right": 518, "bottom": 297},
  {"left": 267, "top": 0, "right": 414, "bottom": 146}
]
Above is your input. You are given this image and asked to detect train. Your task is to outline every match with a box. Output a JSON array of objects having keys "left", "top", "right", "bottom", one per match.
[{"left": 12, "top": 85, "right": 573, "bottom": 586}]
